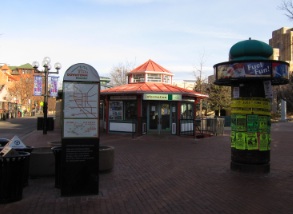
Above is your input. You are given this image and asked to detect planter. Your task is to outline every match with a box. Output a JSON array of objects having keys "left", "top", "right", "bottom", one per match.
[
  {"left": 48, "top": 141, "right": 61, "bottom": 147},
  {"left": 29, "top": 147, "right": 55, "bottom": 177},
  {"left": 99, "top": 145, "right": 115, "bottom": 172},
  {"left": 30, "top": 145, "right": 114, "bottom": 176}
]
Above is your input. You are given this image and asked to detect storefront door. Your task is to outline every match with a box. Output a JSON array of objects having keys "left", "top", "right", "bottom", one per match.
[{"left": 149, "top": 102, "right": 171, "bottom": 134}]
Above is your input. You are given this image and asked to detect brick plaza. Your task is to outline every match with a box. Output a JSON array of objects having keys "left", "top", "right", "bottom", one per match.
[{"left": 1, "top": 122, "right": 293, "bottom": 213}]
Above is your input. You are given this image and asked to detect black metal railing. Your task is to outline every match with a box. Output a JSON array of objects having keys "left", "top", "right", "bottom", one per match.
[{"left": 179, "top": 118, "right": 225, "bottom": 137}]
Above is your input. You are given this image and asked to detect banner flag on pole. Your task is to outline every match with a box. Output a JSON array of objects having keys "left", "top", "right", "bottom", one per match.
[
  {"left": 50, "top": 76, "right": 59, "bottom": 97},
  {"left": 34, "top": 76, "right": 42, "bottom": 96}
]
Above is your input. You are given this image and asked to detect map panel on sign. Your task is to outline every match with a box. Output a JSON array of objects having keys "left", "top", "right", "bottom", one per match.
[
  {"left": 64, "top": 83, "right": 99, "bottom": 118},
  {"left": 64, "top": 119, "right": 98, "bottom": 138}
]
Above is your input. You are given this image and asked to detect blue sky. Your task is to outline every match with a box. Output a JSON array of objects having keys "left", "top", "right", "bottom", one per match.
[{"left": 1, "top": 0, "right": 292, "bottom": 82}]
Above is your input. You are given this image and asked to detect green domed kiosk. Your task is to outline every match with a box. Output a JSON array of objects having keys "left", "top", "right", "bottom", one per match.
[{"left": 214, "top": 39, "right": 289, "bottom": 173}]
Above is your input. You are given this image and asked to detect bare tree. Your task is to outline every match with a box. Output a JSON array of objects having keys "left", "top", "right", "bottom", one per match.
[
  {"left": 279, "top": 1, "right": 293, "bottom": 19},
  {"left": 8, "top": 73, "right": 40, "bottom": 112},
  {"left": 193, "top": 53, "right": 208, "bottom": 117},
  {"left": 193, "top": 53, "right": 206, "bottom": 92},
  {"left": 110, "top": 61, "right": 135, "bottom": 86},
  {"left": 193, "top": 52, "right": 232, "bottom": 116},
  {"left": 275, "top": 73, "right": 293, "bottom": 112},
  {"left": 277, "top": 1, "right": 293, "bottom": 115}
]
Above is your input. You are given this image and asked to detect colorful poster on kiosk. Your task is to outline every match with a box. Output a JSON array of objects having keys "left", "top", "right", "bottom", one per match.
[{"left": 216, "top": 61, "right": 289, "bottom": 80}]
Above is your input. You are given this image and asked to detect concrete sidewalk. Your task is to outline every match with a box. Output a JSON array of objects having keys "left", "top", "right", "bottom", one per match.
[{"left": 1, "top": 122, "right": 293, "bottom": 213}]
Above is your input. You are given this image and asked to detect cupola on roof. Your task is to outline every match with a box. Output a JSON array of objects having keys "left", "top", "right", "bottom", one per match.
[{"left": 129, "top": 59, "right": 173, "bottom": 75}]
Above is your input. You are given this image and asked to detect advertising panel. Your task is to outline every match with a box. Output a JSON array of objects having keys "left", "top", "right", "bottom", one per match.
[{"left": 217, "top": 62, "right": 272, "bottom": 79}]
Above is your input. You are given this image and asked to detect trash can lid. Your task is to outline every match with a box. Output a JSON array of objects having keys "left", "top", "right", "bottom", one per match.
[{"left": 0, "top": 138, "right": 10, "bottom": 143}]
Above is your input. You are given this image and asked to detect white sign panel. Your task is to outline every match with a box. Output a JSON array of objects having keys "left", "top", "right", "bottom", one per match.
[
  {"left": 63, "top": 63, "right": 100, "bottom": 82},
  {"left": 64, "top": 119, "right": 98, "bottom": 138},
  {"left": 8, "top": 135, "right": 26, "bottom": 148},
  {"left": 143, "top": 94, "right": 182, "bottom": 101},
  {"left": 64, "top": 82, "right": 99, "bottom": 118},
  {"left": 263, "top": 80, "right": 273, "bottom": 99},
  {"left": 233, "top": 87, "right": 240, "bottom": 98}
]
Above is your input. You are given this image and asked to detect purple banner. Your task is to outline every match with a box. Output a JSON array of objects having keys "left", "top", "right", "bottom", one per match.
[
  {"left": 50, "top": 76, "right": 59, "bottom": 97},
  {"left": 34, "top": 76, "right": 42, "bottom": 96}
]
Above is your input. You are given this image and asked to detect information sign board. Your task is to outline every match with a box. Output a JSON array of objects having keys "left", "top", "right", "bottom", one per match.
[{"left": 62, "top": 63, "right": 100, "bottom": 196}]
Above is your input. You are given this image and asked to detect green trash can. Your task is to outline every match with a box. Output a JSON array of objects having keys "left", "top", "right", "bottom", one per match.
[{"left": 0, "top": 151, "right": 30, "bottom": 203}]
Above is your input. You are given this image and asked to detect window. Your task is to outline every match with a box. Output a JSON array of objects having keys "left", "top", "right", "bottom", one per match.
[
  {"left": 99, "top": 101, "right": 104, "bottom": 120},
  {"left": 124, "top": 101, "right": 137, "bottom": 120},
  {"left": 147, "top": 74, "right": 161, "bottom": 82},
  {"left": 163, "top": 75, "right": 171, "bottom": 83},
  {"left": 181, "top": 103, "right": 193, "bottom": 119},
  {"left": 109, "top": 100, "right": 137, "bottom": 121},
  {"left": 133, "top": 74, "right": 145, "bottom": 83},
  {"left": 109, "top": 101, "right": 123, "bottom": 120}
]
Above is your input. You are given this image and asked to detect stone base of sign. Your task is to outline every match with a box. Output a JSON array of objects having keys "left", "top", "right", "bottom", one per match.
[
  {"left": 61, "top": 140, "right": 99, "bottom": 196},
  {"left": 230, "top": 161, "right": 270, "bottom": 173},
  {"left": 29, "top": 147, "right": 55, "bottom": 177}
]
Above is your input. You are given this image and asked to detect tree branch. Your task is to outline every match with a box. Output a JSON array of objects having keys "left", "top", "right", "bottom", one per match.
[{"left": 279, "top": 0, "right": 293, "bottom": 19}]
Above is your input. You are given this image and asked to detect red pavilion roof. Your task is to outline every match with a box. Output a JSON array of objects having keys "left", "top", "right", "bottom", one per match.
[
  {"left": 101, "top": 82, "right": 208, "bottom": 99},
  {"left": 129, "top": 59, "right": 173, "bottom": 75}
]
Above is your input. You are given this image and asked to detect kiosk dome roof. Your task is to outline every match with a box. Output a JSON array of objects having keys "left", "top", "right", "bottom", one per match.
[{"left": 229, "top": 39, "right": 273, "bottom": 61}]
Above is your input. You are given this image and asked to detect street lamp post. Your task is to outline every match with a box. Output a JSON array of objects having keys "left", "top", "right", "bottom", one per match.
[
  {"left": 32, "top": 57, "right": 61, "bottom": 135},
  {"left": 13, "top": 97, "right": 17, "bottom": 118}
]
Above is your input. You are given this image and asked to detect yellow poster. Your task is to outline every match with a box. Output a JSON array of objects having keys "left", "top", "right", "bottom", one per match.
[
  {"left": 258, "top": 116, "right": 269, "bottom": 132},
  {"left": 259, "top": 133, "right": 269, "bottom": 151},
  {"left": 235, "top": 132, "right": 246, "bottom": 150},
  {"left": 231, "top": 131, "right": 236, "bottom": 148},
  {"left": 246, "top": 132, "right": 258, "bottom": 150},
  {"left": 231, "top": 98, "right": 270, "bottom": 109},
  {"left": 252, "top": 108, "right": 270, "bottom": 116},
  {"left": 231, "top": 115, "right": 236, "bottom": 131},
  {"left": 236, "top": 115, "right": 246, "bottom": 131},
  {"left": 247, "top": 115, "right": 258, "bottom": 132},
  {"left": 231, "top": 108, "right": 270, "bottom": 116}
]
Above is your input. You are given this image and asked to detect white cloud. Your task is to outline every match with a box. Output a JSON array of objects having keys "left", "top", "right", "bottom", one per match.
[
  {"left": 1, "top": 0, "right": 293, "bottom": 83},
  {"left": 80, "top": 0, "right": 161, "bottom": 5}
]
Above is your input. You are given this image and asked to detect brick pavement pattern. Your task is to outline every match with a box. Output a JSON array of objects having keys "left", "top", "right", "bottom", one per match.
[{"left": 1, "top": 122, "right": 293, "bottom": 213}]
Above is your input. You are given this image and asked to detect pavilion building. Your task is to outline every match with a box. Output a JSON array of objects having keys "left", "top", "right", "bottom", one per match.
[{"left": 100, "top": 59, "right": 208, "bottom": 135}]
